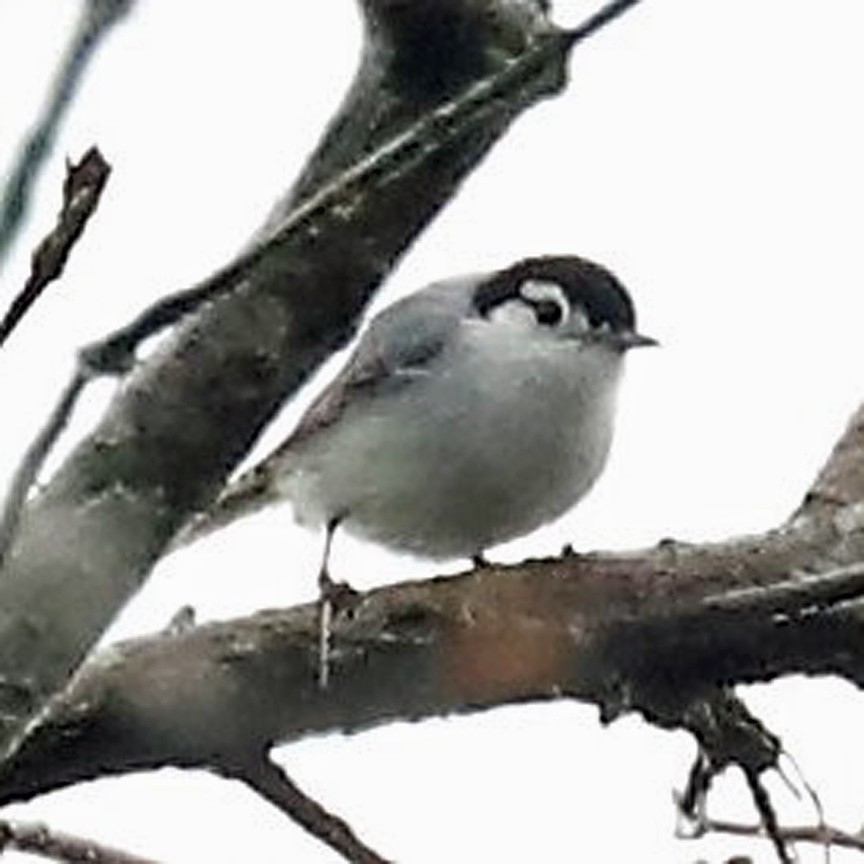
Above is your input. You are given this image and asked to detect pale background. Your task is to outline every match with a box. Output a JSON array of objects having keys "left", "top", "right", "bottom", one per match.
[{"left": 2, "top": 1, "right": 864, "bottom": 861}]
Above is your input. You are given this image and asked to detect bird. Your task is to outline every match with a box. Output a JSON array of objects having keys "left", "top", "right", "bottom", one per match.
[{"left": 178, "top": 254, "right": 655, "bottom": 583}]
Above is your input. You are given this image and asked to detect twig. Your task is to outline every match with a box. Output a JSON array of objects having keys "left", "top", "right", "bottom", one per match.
[
  {"left": 0, "top": 0, "right": 133, "bottom": 272},
  {"left": 674, "top": 698, "right": 793, "bottom": 862},
  {"left": 676, "top": 756, "right": 839, "bottom": 862},
  {"left": 699, "top": 561, "right": 864, "bottom": 620},
  {"left": 0, "top": 147, "right": 111, "bottom": 348},
  {"left": 776, "top": 751, "right": 831, "bottom": 864},
  {"left": 675, "top": 695, "right": 789, "bottom": 862},
  {"left": 743, "top": 768, "right": 792, "bottom": 864},
  {"left": 0, "top": 817, "right": 158, "bottom": 863},
  {"left": 0, "top": 370, "right": 88, "bottom": 568},
  {"left": 684, "top": 802, "right": 864, "bottom": 856},
  {"left": 230, "top": 756, "right": 392, "bottom": 864},
  {"left": 678, "top": 750, "right": 715, "bottom": 821},
  {"left": 562, "top": 0, "right": 644, "bottom": 49},
  {"left": 78, "top": 0, "right": 646, "bottom": 378},
  {"left": 701, "top": 817, "right": 864, "bottom": 854}
]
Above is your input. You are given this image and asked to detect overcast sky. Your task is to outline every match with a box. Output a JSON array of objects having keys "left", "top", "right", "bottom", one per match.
[{"left": 2, "top": 2, "right": 864, "bottom": 862}]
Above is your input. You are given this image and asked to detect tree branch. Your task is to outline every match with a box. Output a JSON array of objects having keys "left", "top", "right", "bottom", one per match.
[
  {"left": 695, "top": 817, "right": 864, "bottom": 855},
  {"left": 679, "top": 764, "right": 864, "bottom": 859},
  {"left": 2, "top": 391, "right": 864, "bottom": 805},
  {"left": 0, "top": 817, "right": 157, "bottom": 864},
  {"left": 742, "top": 769, "right": 792, "bottom": 864},
  {"left": 0, "top": 147, "right": 111, "bottom": 349},
  {"left": 229, "top": 757, "right": 392, "bottom": 864},
  {"left": 0, "top": 399, "right": 856, "bottom": 864}
]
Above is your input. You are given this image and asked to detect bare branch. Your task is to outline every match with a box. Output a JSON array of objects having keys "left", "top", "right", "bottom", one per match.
[
  {"left": 562, "top": 0, "right": 644, "bottom": 48},
  {"left": 230, "top": 757, "right": 391, "bottom": 864},
  {"left": 680, "top": 774, "right": 864, "bottom": 858},
  {"left": 3, "top": 384, "right": 864, "bottom": 806},
  {"left": 0, "top": 518, "right": 861, "bottom": 804},
  {"left": 0, "top": 1, "right": 133, "bottom": 272},
  {"left": 0, "top": 374, "right": 860, "bottom": 864},
  {"left": 0, "top": 147, "right": 111, "bottom": 348},
  {"left": 0, "top": 818, "right": 158, "bottom": 864},
  {"left": 742, "top": 769, "right": 792, "bottom": 864},
  {"left": 699, "top": 817, "right": 864, "bottom": 855}
]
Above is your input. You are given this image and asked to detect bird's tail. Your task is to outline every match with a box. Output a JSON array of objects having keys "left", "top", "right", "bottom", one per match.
[{"left": 169, "top": 460, "right": 283, "bottom": 553}]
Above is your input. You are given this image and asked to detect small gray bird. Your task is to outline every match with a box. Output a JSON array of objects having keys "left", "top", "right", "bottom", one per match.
[{"left": 180, "top": 255, "right": 655, "bottom": 577}]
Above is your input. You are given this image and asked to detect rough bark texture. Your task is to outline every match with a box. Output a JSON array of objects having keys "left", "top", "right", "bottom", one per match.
[
  {"left": 0, "top": 0, "right": 567, "bottom": 756},
  {"left": 1, "top": 402, "right": 863, "bottom": 803}
]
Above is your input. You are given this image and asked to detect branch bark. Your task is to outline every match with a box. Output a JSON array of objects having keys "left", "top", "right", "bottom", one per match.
[
  {"left": 1, "top": 398, "right": 863, "bottom": 805},
  {"left": 0, "top": 0, "right": 598, "bottom": 759},
  {"left": 0, "top": 817, "right": 157, "bottom": 864}
]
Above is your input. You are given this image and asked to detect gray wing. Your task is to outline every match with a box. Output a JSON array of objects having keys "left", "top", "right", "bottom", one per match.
[
  {"left": 280, "top": 276, "right": 475, "bottom": 449},
  {"left": 170, "top": 276, "right": 477, "bottom": 549}
]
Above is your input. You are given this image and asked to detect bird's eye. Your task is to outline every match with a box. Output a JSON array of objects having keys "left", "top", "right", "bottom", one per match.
[
  {"left": 530, "top": 298, "right": 564, "bottom": 327},
  {"left": 518, "top": 280, "right": 569, "bottom": 329}
]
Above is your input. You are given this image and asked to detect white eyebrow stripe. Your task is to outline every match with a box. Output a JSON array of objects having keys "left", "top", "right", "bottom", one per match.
[{"left": 519, "top": 279, "right": 569, "bottom": 308}]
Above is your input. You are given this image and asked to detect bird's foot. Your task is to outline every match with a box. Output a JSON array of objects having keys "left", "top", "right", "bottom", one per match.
[{"left": 319, "top": 568, "right": 359, "bottom": 606}]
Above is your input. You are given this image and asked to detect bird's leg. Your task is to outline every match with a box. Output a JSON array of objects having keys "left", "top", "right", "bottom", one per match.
[
  {"left": 316, "top": 518, "right": 339, "bottom": 689},
  {"left": 316, "top": 516, "right": 358, "bottom": 689},
  {"left": 317, "top": 516, "right": 340, "bottom": 599}
]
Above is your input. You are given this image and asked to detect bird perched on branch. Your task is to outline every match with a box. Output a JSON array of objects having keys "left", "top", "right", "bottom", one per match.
[
  {"left": 179, "top": 255, "right": 655, "bottom": 578},
  {"left": 179, "top": 254, "right": 654, "bottom": 684}
]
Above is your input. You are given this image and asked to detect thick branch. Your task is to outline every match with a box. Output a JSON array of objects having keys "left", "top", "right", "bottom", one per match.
[
  {"left": 0, "top": 0, "right": 590, "bottom": 757},
  {"left": 3, "top": 462, "right": 864, "bottom": 804},
  {"left": 2, "top": 386, "right": 863, "bottom": 803}
]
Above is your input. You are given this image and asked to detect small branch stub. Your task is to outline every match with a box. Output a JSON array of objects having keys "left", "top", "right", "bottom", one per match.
[{"left": 0, "top": 147, "right": 111, "bottom": 348}]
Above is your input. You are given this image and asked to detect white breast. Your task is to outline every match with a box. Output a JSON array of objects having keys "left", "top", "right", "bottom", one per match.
[{"left": 283, "top": 316, "right": 625, "bottom": 560}]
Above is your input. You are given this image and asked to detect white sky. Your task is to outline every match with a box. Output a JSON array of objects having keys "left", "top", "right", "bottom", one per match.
[{"left": 2, "top": 1, "right": 864, "bottom": 862}]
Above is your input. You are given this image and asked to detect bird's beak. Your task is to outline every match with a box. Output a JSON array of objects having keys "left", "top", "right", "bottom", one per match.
[{"left": 614, "top": 330, "right": 659, "bottom": 350}]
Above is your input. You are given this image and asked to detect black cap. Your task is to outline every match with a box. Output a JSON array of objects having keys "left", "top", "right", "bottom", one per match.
[{"left": 472, "top": 255, "right": 637, "bottom": 333}]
